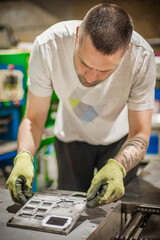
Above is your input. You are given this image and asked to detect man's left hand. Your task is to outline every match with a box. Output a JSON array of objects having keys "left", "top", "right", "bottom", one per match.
[{"left": 86, "top": 158, "right": 126, "bottom": 208}]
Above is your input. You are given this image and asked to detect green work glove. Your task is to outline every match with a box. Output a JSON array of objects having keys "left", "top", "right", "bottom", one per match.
[
  {"left": 6, "top": 151, "right": 35, "bottom": 205},
  {"left": 86, "top": 159, "right": 126, "bottom": 208}
]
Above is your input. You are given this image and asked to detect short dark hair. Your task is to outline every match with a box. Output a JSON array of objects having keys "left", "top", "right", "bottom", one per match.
[{"left": 79, "top": 3, "right": 133, "bottom": 54}]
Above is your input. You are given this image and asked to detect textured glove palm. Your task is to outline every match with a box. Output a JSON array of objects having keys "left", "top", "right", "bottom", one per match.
[
  {"left": 87, "top": 159, "right": 126, "bottom": 208},
  {"left": 6, "top": 151, "right": 35, "bottom": 205}
]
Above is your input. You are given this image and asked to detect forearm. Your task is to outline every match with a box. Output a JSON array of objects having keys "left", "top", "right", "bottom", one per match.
[
  {"left": 17, "top": 117, "right": 45, "bottom": 156},
  {"left": 114, "top": 135, "right": 149, "bottom": 172}
]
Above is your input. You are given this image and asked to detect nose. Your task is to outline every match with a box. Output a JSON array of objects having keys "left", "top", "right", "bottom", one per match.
[{"left": 84, "top": 69, "right": 99, "bottom": 83}]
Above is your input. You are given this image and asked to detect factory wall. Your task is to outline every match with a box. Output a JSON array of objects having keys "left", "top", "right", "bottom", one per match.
[
  {"left": 0, "top": 0, "right": 160, "bottom": 52},
  {"left": 0, "top": 0, "right": 59, "bottom": 43}
]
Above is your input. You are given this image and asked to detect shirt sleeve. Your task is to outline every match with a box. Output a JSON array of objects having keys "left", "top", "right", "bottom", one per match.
[
  {"left": 128, "top": 51, "right": 156, "bottom": 111},
  {"left": 27, "top": 38, "right": 53, "bottom": 97}
]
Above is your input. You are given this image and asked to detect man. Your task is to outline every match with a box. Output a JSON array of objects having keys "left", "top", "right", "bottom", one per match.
[{"left": 7, "top": 3, "right": 155, "bottom": 208}]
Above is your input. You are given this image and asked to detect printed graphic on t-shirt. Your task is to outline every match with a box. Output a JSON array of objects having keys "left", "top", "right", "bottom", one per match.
[{"left": 69, "top": 88, "right": 104, "bottom": 125}]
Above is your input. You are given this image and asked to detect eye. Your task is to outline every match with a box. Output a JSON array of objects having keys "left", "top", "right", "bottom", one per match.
[{"left": 81, "top": 62, "right": 88, "bottom": 68}]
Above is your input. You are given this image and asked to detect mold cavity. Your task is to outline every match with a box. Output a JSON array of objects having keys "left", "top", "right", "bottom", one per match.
[
  {"left": 34, "top": 215, "right": 44, "bottom": 220},
  {"left": 23, "top": 206, "right": 34, "bottom": 211},
  {"left": 19, "top": 213, "right": 32, "bottom": 218},
  {"left": 46, "top": 216, "right": 68, "bottom": 226},
  {"left": 72, "top": 193, "right": 87, "bottom": 198},
  {"left": 42, "top": 202, "right": 52, "bottom": 207},
  {"left": 42, "top": 215, "right": 72, "bottom": 229},
  {"left": 29, "top": 201, "right": 40, "bottom": 205},
  {"left": 37, "top": 208, "right": 47, "bottom": 213}
]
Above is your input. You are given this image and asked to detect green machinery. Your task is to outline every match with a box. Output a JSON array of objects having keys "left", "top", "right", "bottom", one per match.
[{"left": 0, "top": 49, "right": 59, "bottom": 191}]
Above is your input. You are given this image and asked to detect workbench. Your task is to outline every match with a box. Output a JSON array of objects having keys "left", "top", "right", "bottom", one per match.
[{"left": 0, "top": 159, "right": 160, "bottom": 240}]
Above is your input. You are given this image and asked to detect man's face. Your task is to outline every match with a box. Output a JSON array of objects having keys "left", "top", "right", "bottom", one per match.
[{"left": 74, "top": 31, "right": 126, "bottom": 87}]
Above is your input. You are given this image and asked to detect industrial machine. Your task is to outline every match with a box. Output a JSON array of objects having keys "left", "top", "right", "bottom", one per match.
[
  {"left": 7, "top": 189, "right": 160, "bottom": 239},
  {"left": 0, "top": 50, "right": 30, "bottom": 179},
  {"left": 113, "top": 202, "right": 160, "bottom": 239},
  {"left": 4, "top": 158, "right": 160, "bottom": 240},
  {"left": 0, "top": 64, "right": 24, "bottom": 102}
]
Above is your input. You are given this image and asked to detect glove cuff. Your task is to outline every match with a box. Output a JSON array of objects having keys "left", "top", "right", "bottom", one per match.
[
  {"left": 20, "top": 150, "right": 34, "bottom": 160},
  {"left": 14, "top": 151, "right": 34, "bottom": 165},
  {"left": 108, "top": 158, "right": 126, "bottom": 177}
]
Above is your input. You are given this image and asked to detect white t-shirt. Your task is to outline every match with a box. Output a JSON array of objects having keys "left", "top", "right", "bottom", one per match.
[{"left": 28, "top": 20, "right": 156, "bottom": 145}]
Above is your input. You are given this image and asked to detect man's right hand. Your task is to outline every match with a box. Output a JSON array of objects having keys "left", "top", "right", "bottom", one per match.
[{"left": 6, "top": 151, "right": 35, "bottom": 205}]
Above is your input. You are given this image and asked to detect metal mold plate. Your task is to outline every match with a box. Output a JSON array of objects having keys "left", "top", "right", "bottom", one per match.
[{"left": 7, "top": 190, "right": 86, "bottom": 235}]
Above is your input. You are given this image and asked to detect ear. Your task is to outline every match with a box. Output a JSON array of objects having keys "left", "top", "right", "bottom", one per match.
[
  {"left": 127, "top": 43, "right": 131, "bottom": 50},
  {"left": 75, "top": 26, "right": 80, "bottom": 42}
]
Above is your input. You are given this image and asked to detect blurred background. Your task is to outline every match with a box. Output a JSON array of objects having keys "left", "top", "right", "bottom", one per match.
[
  {"left": 0, "top": 0, "right": 160, "bottom": 48},
  {"left": 0, "top": 0, "right": 160, "bottom": 191}
]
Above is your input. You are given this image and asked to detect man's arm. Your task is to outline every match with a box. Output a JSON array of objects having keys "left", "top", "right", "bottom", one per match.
[
  {"left": 6, "top": 90, "right": 52, "bottom": 205},
  {"left": 18, "top": 90, "right": 52, "bottom": 156},
  {"left": 114, "top": 109, "right": 153, "bottom": 172},
  {"left": 87, "top": 108, "right": 153, "bottom": 208}
]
